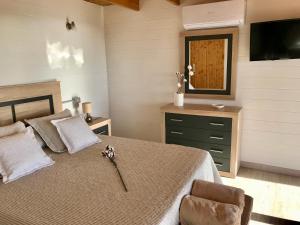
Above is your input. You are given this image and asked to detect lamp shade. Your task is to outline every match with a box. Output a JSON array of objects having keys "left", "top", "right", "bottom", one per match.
[{"left": 82, "top": 102, "right": 92, "bottom": 114}]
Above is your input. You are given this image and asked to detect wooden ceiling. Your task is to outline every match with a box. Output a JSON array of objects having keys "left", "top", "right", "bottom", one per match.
[
  {"left": 84, "top": 0, "right": 228, "bottom": 11},
  {"left": 84, "top": 0, "right": 180, "bottom": 11},
  {"left": 85, "top": 0, "right": 112, "bottom": 6}
]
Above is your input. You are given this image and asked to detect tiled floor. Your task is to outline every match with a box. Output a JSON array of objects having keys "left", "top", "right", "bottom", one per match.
[
  {"left": 249, "top": 221, "right": 270, "bottom": 225},
  {"left": 222, "top": 167, "right": 300, "bottom": 223}
]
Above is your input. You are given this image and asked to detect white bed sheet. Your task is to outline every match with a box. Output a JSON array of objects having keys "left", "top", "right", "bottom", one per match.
[{"left": 158, "top": 153, "right": 222, "bottom": 225}]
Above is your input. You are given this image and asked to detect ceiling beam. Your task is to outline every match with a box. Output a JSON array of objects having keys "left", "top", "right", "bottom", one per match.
[
  {"left": 167, "top": 0, "right": 180, "bottom": 5},
  {"left": 84, "top": 0, "right": 112, "bottom": 6},
  {"left": 84, "top": 0, "right": 139, "bottom": 11}
]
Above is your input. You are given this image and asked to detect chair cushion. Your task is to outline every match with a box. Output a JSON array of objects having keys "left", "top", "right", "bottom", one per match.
[
  {"left": 191, "top": 180, "right": 245, "bottom": 210},
  {"left": 180, "top": 195, "right": 241, "bottom": 225}
]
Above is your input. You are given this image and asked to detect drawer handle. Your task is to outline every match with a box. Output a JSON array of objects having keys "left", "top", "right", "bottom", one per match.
[
  {"left": 210, "top": 149, "right": 223, "bottom": 153},
  {"left": 215, "top": 162, "right": 223, "bottom": 167},
  {"left": 170, "top": 119, "right": 183, "bottom": 122},
  {"left": 209, "top": 122, "right": 224, "bottom": 126},
  {"left": 171, "top": 131, "right": 183, "bottom": 135},
  {"left": 210, "top": 136, "right": 224, "bottom": 140}
]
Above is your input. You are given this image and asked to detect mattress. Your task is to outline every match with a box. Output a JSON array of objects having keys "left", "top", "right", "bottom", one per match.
[{"left": 0, "top": 135, "right": 221, "bottom": 225}]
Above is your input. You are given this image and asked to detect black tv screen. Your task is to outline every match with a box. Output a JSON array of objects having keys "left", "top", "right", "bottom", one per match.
[{"left": 250, "top": 19, "right": 300, "bottom": 61}]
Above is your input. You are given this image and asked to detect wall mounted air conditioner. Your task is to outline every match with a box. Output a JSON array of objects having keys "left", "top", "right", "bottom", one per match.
[{"left": 182, "top": 0, "right": 246, "bottom": 30}]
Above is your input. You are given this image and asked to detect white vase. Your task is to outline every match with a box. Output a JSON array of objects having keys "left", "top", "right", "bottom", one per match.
[{"left": 174, "top": 93, "right": 184, "bottom": 107}]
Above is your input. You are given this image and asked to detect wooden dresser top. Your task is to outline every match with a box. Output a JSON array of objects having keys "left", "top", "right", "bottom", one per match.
[{"left": 160, "top": 103, "right": 242, "bottom": 117}]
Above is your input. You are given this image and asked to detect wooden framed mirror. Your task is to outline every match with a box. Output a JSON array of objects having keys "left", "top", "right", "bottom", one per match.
[{"left": 181, "top": 27, "right": 239, "bottom": 99}]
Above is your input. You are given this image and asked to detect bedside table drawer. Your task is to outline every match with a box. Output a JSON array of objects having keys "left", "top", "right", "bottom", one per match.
[{"left": 93, "top": 125, "right": 109, "bottom": 135}]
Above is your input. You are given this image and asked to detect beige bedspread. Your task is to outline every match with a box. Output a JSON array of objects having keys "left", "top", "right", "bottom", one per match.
[{"left": 0, "top": 136, "right": 220, "bottom": 225}]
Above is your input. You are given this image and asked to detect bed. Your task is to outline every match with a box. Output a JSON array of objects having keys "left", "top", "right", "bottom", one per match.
[{"left": 0, "top": 81, "right": 221, "bottom": 225}]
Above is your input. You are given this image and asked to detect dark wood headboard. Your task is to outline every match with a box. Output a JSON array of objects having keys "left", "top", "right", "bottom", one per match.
[{"left": 0, "top": 81, "right": 62, "bottom": 126}]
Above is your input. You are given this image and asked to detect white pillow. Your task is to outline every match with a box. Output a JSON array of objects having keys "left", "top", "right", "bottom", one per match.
[
  {"left": 0, "top": 122, "right": 27, "bottom": 180},
  {"left": 0, "top": 121, "right": 46, "bottom": 149},
  {"left": 0, "top": 121, "right": 26, "bottom": 138},
  {"left": 51, "top": 116, "right": 100, "bottom": 154},
  {"left": 0, "top": 127, "right": 55, "bottom": 184}
]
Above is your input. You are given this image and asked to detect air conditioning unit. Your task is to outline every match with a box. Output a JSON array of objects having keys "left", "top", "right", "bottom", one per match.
[{"left": 182, "top": 0, "right": 246, "bottom": 30}]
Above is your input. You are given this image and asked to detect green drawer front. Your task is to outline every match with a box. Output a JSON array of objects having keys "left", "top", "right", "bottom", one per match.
[
  {"left": 166, "top": 113, "right": 232, "bottom": 131},
  {"left": 166, "top": 126, "right": 231, "bottom": 145},
  {"left": 166, "top": 137, "right": 231, "bottom": 159},
  {"left": 213, "top": 157, "right": 230, "bottom": 172}
]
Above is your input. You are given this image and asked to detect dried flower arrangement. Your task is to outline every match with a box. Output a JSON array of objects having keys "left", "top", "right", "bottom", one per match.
[
  {"left": 102, "top": 145, "right": 128, "bottom": 192},
  {"left": 176, "top": 72, "right": 187, "bottom": 94},
  {"left": 187, "top": 64, "right": 194, "bottom": 77}
]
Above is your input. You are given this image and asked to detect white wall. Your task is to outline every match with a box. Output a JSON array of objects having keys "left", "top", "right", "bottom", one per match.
[
  {"left": 105, "top": 0, "right": 181, "bottom": 141},
  {"left": 105, "top": 0, "right": 300, "bottom": 171},
  {"left": 0, "top": 0, "right": 109, "bottom": 117}
]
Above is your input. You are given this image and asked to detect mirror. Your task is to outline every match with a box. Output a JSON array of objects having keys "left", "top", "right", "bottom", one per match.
[
  {"left": 182, "top": 28, "right": 238, "bottom": 99},
  {"left": 188, "top": 36, "right": 231, "bottom": 91}
]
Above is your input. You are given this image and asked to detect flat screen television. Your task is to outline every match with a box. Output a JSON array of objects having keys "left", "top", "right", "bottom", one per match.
[{"left": 250, "top": 18, "right": 300, "bottom": 61}]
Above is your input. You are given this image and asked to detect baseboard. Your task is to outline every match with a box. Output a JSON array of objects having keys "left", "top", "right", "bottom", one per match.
[
  {"left": 241, "top": 161, "right": 300, "bottom": 177},
  {"left": 252, "top": 213, "right": 300, "bottom": 225}
]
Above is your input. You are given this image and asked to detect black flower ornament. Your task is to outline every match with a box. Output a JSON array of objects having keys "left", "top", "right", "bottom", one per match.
[
  {"left": 102, "top": 145, "right": 115, "bottom": 159},
  {"left": 102, "top": 145, "right": 128, "bottom": 192}
]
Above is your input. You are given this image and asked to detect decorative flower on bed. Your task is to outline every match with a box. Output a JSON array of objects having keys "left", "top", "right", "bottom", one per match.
[
  {"left": 102, "top": 145, "right": 115, "bottom": 159},
  {"left": 102, "top": 145, "right": 128, "bottom": 192}
]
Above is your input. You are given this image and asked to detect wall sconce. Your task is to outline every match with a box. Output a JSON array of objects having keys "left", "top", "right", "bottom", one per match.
[
  {"left": 66, "top": 17, "right": 76, "bottom": 31},
  {"left": 62, "top": 96, "right": 81, "bottom": 114},
  {"left": 71, "top": 96, "right": 81, "bottom": 109}
]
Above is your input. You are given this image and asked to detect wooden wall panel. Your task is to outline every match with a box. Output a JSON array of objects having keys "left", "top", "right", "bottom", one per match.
[
  {"left": 0, "top": 81, "right": 62, "bottom": 113},
  {"left": 0, "top": 81, "right": 62, "bottom": 125},
  {"left": 190, "top": 39, "right": 225, "bottom": 89},
  {"left": 15, "top": 100, "right": 51, "bottom": 121},
  {"left": 0, "top": 107, "right": 13, "bottom": 126}
]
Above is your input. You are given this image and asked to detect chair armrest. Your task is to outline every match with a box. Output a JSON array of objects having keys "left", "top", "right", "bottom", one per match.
[{"left": 241, "top": 195, "right": 253, "bottom": 225}]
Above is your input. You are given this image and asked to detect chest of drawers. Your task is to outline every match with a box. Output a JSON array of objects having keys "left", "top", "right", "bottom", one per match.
[{"left": 161, "top": 103, "right": 242, "bottom": 178}]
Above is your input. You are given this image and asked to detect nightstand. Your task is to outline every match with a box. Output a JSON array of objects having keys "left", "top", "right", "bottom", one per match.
[{"left": 88, "top": 117, "right": 111, "bottom": 136}]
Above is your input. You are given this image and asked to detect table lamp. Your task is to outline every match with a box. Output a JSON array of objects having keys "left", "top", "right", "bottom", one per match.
[{"left": 82, "top": 102, "right": 93, "bottom": 122}]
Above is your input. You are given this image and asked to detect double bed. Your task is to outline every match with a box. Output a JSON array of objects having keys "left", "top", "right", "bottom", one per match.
[{"left": 0, "top": 81, "right": 221, "bottom": 225}]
